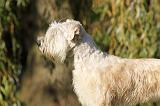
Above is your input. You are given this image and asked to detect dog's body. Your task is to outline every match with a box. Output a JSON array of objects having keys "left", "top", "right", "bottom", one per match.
[{"left": 37, "top": 19, "right": 160, "bottom": 106}]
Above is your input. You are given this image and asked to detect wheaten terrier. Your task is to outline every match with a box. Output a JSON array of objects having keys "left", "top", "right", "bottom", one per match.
[{"left": 37, "top": 19, "right": 160, "bottom": 106}]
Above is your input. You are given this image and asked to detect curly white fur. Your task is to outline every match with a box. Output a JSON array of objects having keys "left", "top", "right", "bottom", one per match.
[{"left": 37, "top": 19, "right": 160, "bottom": 106}]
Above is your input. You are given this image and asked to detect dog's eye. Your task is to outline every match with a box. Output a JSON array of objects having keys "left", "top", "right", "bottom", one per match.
[{"left": 72, "top": 34, "right": 80, "bottom": 42}]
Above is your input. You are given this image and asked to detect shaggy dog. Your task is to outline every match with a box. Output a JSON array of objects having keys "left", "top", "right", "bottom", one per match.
[{"left": 37, "top": 19, "right": 160, "bottom": 106}]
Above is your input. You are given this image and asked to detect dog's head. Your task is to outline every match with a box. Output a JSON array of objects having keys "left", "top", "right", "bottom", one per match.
[{"left": 37, "top": 19, "right": 84, "bottom": 62}]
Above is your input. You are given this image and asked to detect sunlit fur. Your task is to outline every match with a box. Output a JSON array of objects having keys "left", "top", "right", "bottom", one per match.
[{"left": 38, "top": 19, "right": 160, "bottom": 106}]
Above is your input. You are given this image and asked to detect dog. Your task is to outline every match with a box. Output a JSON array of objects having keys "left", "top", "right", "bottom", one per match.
[{"left": 37, "top": 19, "right": 160, "bottom": 106}]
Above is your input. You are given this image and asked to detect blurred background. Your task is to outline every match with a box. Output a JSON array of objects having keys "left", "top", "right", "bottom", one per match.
[{"left": 0, "top": 0, "right": 160, "bottom": 106}]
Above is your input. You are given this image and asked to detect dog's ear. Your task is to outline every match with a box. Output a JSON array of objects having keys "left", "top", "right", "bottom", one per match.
[{"left": 67, "top": 25, "right": 81, "bottom": 41}]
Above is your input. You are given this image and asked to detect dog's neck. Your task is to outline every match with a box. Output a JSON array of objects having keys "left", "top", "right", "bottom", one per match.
[{"left": 73, "top": 34, "right": 107, "bottom": 70}]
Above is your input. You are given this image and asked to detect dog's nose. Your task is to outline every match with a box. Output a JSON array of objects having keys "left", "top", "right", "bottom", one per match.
[
  {"left": 36, "top": 39, "right": 41, "bottom": 47},
  {"left": 36, "top": 36, "right": 44, "bottom": 47}
]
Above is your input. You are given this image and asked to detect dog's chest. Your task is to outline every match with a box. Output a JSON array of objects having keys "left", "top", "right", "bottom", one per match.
[{"left": 72, "top": 68, "right": 104, "bottom": 106}]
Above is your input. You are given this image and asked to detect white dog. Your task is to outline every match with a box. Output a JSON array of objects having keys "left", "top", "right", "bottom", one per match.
[{"left": 37, "top": 19, "right": 160, "bottom": 106}]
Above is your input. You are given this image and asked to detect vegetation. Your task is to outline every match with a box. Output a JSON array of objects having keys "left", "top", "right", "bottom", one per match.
[
  {"left": 0, "top": 0, "right": 160, "bottom": 106},
  {"left": 90, "top": 0, "right": 160, "bottom": 58},
  {"left": 0, "top": 0, "right": 28, "bottom": 105}
]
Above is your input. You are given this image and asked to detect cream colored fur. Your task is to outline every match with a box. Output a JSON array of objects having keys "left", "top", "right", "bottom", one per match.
[{"left": 37, "top": 19, "right": 160, "bottom": 106}]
